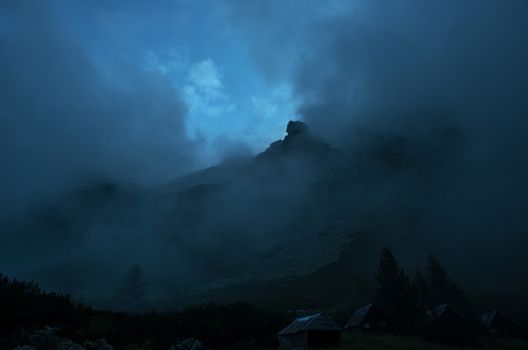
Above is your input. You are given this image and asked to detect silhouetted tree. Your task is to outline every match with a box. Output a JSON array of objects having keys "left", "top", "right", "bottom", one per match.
[
  {"left": 413, "top": 267, "right": 430, "bottom": 307},
  {"left": 427, "top": 255, "right": 450, "bottom": 302},
  {"left": 118, "top": 265, "right": 147, "bottom": 309},
  {"left": 374, "top": 248, "right": 419, "bottom": 333},
  {"left": 420, "top": 255, "right": 480, "bottom": 344},
  {"left": 427, "top": 254, "right": 474, "bottom": 318}
]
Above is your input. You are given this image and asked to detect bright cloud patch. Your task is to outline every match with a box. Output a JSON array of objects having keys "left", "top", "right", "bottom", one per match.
[
  {"left": 183, "top": 59, "right": 236, "bottom": 116},
  {"left": 187, "top": 59, "right": 222, "bottom": 89}
]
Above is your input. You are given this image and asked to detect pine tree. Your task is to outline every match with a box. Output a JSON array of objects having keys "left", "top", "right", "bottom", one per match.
[
  {"left": 374, "top": 248, "right": 419, "bottom": 333},
  {"left": 413, "top": 267, "right": 430, "bottom": 307},
  {"left": 427, "top": 254, "right": 450, "bottom": 303},
  {"left": 118, "top": 264, "right": 147, "bottom": 307},
  {"left": 427, "top": 254, "right": 474, "bottom": 318}
]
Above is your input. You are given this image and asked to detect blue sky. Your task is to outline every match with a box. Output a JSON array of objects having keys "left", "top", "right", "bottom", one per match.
[
  {"left": 1, "top": 0, "right": 333, "bottom": 204},
  {"left": 60, "top": 0, "right": 299, "bottom": 163},
  {"left": 3, "top": 0, "right": 527, "bottom": 205}
]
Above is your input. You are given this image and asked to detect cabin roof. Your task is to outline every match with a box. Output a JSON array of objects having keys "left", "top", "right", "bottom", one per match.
[
  {"left": 429, "top": 304, "right": 466, "bottom": 321},
  {"left": 345, "top": 304, "right": 380, "bottom": 329},
  {"left": 278, "top": 313, "right": 340, "bottom": 335},
  {"left": 481, "top": 310, "right": 520, "bottom": 329}
]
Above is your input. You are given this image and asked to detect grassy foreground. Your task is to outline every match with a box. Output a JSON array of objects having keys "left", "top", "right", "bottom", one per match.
[{"left": 331, "top": 331, "right": 528, "bottom": 350}]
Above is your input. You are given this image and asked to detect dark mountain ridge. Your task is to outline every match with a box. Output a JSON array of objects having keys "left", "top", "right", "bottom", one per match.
[{"left": 1, "top": 120, "right": 527, "bottom": 314}]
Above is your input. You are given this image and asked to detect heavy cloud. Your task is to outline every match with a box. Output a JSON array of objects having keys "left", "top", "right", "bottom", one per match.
[
  {"left": 0, "top": 1, "right": 196, "bottom": 212},
  {"left": 227, "top": 0, "right": 528, "bottom": 292},
  {"left": 2, "top": 0, "right": 528, "bottom": 309}
]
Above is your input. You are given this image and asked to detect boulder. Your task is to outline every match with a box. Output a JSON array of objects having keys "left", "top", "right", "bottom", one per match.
[
  {"left": 24, "top": 327, "right": 60, "bottom": 350},
  {"left": 171, "top": 338, "right": 205, "bottom": 350},
  {"left": 84, "top": 339, "right": 113, "bottom": 350},
  {"left": 57, "top": 339, "right": 85, "bottom": 350},
  {"left": 13, "top": 346, "right": 37, "bottom": 350}
]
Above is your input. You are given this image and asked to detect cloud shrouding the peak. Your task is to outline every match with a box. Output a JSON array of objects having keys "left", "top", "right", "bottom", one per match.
[
  {"left": 0, "top": 1, "right": 197, "bottom": 209},
  {"left": 1, "top": 0, "right": 528, "bottom": 305},
  {"left": 226, "top": 0, "right": 528, "bottom": 274}
]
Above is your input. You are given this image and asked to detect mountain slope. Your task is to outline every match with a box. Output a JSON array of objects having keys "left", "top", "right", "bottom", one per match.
[{"left": 2, "top": 119, "right": 527, "bottom": 309}]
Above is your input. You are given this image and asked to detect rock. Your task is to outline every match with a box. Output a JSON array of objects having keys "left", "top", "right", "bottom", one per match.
[
  {"left": 190, "top": 340, "right": 205, "bottom": 350},
  {"left": 286, "top": 120, "right": 309, "bottom": 136},
  {"left": 24, "top": 327, "right": 60, "bottom": 350},
  {"left": 18, "top": 327, "right": 84, "bottom": 350},
  {"left": 258, "top": 120, "right": 336, "bottom": 160},
  {"left": 263, "top": 140, "right": 283, "bottom": 156},
  {"left": 84, "top": 339, "right": 113, "bottom": 350},
  {"left": 172, "top": 338, "right": 205, "bottom": 350},
  {"left": 57, "top": 339, "right": 85, "bottom": 350},
  {"left": 13, "top": 346, "right": 37, "bottom": 350}
]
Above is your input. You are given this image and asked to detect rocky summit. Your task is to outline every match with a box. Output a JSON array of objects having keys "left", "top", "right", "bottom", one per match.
[{"left": 258, "top": 120, "right": 336, "bottom": 159}]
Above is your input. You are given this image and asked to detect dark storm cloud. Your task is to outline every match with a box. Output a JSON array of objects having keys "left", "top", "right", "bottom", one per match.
[
  {"left": 229, "top": 0, "right": 528, "bottom": 138},
  {"left": 295, "top": 1, "right": 528, "bottom": 143},
  {"left": 228, "top": 0, "right": 528, "bottom": 286},
  {"left": 2, "top": 0, "right": 528, "bottom": 306},
  {"left": 0, "top": 1, "right": 195, "bottom": 211},
  {"left": 291, "top": 0, "right": 528, "bottom": 242}
]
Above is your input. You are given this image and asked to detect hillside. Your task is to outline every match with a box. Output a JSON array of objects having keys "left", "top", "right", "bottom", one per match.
[{"left": 1, "top": 120, "right": 527, "bottom": 314}]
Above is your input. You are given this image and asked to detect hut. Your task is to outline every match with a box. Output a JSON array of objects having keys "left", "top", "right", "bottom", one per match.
[
  {"left": 278, "top": 313, "right": 341, "bottom": 349},
  {"left": 344, "top": 304, "right": 388, "bottom": 332},
  {"left": 425, "top": 304, "right": 475, "bottom": 345},
  {"left": 481, "top": 310, "right": 522, "bottom": 338},
  {"left": 428, "top": 304, "right": 466, "bottom": 324}
]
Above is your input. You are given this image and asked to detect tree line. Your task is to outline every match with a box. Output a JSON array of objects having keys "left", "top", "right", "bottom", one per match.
[{"left": 373, "top": 248, "right": 480, "bottom": 344}]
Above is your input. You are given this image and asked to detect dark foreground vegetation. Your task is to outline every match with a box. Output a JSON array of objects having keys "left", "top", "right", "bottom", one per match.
[
  {"left": 1, "top": 249, "right": 527, "bottom": 349},
  {"left": 336, "top": 331, "right": 528, "bottom": 350},
  {"left": 0, "top": 274, "right": 287, "bottom": 349}
]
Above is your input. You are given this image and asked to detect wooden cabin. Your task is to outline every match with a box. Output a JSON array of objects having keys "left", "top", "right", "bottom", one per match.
[
  {"left": 344, "top": 304, "right": 388, "bottom": 332},
  {"left": 482, "top": 310, "right": 522, "bottom": 339},
  {"left": 278, "top": 313, "right": 341, "bottom": 349}
]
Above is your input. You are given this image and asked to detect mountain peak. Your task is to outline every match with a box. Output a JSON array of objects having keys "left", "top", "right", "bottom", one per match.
[
  {"left": 258, "top": 120, "right": 336, "bottom": 159},
  {"left": 286, "top": 120, "right": 309, "bottom": 136}
]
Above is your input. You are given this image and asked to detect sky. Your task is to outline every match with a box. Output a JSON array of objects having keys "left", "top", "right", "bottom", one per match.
[
  {"left": 0, "top": 0, "right": 303, "bottom": 206},
  {"left": 70, "top": 0, "right": 301, "bottom": 148},
  {"left": 1, "top": 0, "right": 528, "bottom": 211}
]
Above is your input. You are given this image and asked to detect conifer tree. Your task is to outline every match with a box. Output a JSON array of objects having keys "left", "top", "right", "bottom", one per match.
[
  {"left": 413, "top": 267, "right": 430, "bottom": 307},
  {"left": 427, "top": 254, "right": 474, "bottom": 318},
  {"left": 118, "top": 264, "right": 147, "bottom": 308},
  {"left": 427, "top": 254, "right": 451, "bottom": 302},
  {"left": 374, "top": 248, "right": 419, "bottom": 333}
]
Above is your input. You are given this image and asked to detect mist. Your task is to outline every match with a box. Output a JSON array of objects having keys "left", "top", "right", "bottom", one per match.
[
  {"left": 1, "top": 0, "right": 527, "bottom": 320},
  {"left": 229, "top": 0, "right": 528, "bottom": 283},
  {"left": 0, "top": 1, "right": 198, "bottom": 212}
]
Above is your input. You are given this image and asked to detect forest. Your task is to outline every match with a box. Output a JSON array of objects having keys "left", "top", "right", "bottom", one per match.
[{"left": 1, "top": 249, "right": 526, "bottom": 349}]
